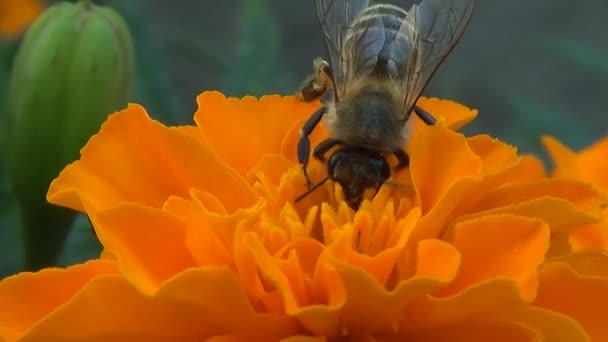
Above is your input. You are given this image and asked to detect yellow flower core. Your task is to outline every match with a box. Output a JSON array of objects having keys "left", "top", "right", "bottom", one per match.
[{"left": 1, "top": 91, "right": 608, "bottom": 341}]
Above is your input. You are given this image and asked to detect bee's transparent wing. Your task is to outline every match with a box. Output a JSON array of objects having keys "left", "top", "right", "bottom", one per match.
[
  {"left": 314, "top": 0, "right": 371, "bottom": 99},
  {"left": 399, "top": 0, "right": 475, "bottom": 115}
]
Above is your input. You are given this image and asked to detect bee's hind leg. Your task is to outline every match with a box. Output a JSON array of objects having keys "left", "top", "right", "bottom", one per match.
[
  {"left": 298, "top": 107, "right": 327, "bottom": 188},
  {"left": 413, "top": 105, "right": 437, "bottom": 126},
  {"left": 392, "top": 148, "right": 410, "bottom": 171}
]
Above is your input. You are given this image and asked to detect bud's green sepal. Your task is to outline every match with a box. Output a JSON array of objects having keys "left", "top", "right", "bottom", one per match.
[{"left": 6, "top": 0, "right": 134, "bottom": 270}]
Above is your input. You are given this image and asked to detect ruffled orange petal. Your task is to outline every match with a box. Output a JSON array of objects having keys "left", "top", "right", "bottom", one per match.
[
  {"left": 185, "top": 190, "right": 266, "bottom": 268},
  {"left": 413, "top": 97, "right": 479, "bottom": 132},
  {"left": 550, "top": 250, "right": 608, "bottom": 278},
  {"left": 0, "top": 260, "right": 117, "bottom": 341},
  {"left": 492, "top": 306, "right": 590, "bottom": 342},
  {"left": 543, "top": 135, "right": 608, "bottom": 194},
  {"left": 401, "top": 279, "right": 527, "bottom": 331},
  {"left": 409, "top": 124, "right": 482, "bottom": 214},
  {"left": 466, "top": 135, "right": 519, "bottom": 174},
  {"left": 437, "top": 214, "right": 549, "bottom": 302},
  {"left": 157, "top": 267, "right": 299, "bottom": 340},
  {"left": 285, "top": 238, "right": 459, "bottom": 337},
  {"left": 17, "top": 275, "right": 210, "bottom": 341},
  {"left": 408, "top": 126, "right": 540, "bottom": 243},
  {"left": 321, "top": 239, "right": 460, "bottom": 336},
  {"left": 542, "top": 136, "right": 576, "bottom": 170},
  {"left": 194, "top": 91, "right": 320, "bottom": 175},
  {"left": 569, "top": 220, "right": 608, "bottom": 252},
  {"left": 47, "top": 104, "right": 255, "bottom": 215},
  {"left": 534, "top": 261, "right": 608, "bottom": 341},
  {"left": 474, "top": 179, "right": 603, "bottom": 216},
  {"left": 92, "top": 203, "right": 197, "bottom": 296},
  {"left": 453, "top": 179, "right": 603, "bottom": 235},
  {"left": 408, "top": 318, "right": 543, "bottom": 341}
]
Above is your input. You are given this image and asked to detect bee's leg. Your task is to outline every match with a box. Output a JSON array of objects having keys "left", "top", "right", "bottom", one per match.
[
  {"left": 298, "top": 107, "right": 327, "bottom": 187},
  {"left": 413, "top": 105, "right": 437, "bottom": 126},
  {"left": 393, "top": 148, "right": 410, "bottom": 171},
  {"left": 297, "top": 57, "right": 332, "bottom": 102},
  {"left": 295, "top": 176, "right": 331, "bottom": 203},
  {"left": 313, "top": 138, "right": 342, "bottom": 162}
]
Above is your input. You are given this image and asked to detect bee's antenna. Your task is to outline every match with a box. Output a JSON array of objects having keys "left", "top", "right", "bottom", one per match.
[
  {"left": 384, "top": 180, "right": 414, "bottom": 195},
  {"left": 295, "top": 176, "right": 331, "bottom": 203}
]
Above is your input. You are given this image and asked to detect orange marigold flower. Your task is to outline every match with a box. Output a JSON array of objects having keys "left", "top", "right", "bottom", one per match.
[
  {"left": 1, "top": 91, "right": 607, "bottom": 341},
  {"left": 542, "top": 135, "right": 608, "bottom": 253},
  {"left": 0, "top": 0, "right": 43, "bottom": 38}
]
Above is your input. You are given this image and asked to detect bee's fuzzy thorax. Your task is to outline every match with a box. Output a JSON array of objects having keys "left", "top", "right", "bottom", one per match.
[{"left": 326, "top": 76, "right": 409, "bottom": 151}]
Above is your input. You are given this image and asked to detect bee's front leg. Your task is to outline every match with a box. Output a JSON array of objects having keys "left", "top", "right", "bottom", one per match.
[
  {"left": 297, "top": 57, "right": 333, "bottom": 102},
  {"left": 313, "top": 138, "right": 342, "bottom": 162},
  {"left": 392, "top": 148, "right": 410, "bottom": 171},
  {"left": 298, "top": 107, "right": 327, "bottom": 187},
  {"left": 413, "top": 105, "right": 437, "bottom": 126}
]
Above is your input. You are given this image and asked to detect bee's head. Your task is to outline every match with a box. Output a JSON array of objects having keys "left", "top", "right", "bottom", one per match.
[{"left": 328, "top": 146, "right": 391, "bottom": 209}]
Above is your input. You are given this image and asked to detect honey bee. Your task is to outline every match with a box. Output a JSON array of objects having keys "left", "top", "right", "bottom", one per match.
[{"left": 295, "top": 0, "right": 475, "bottom": 209}]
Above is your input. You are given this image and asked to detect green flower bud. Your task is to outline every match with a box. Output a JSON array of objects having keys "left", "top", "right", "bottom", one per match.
[{"left": 6, "top": 0, "right": 134, "bottom": 270}]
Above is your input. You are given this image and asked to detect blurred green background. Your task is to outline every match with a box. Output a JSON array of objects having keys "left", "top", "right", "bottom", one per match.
[{"left": 1, "top": 0, "right": 607, "bottom": 277}]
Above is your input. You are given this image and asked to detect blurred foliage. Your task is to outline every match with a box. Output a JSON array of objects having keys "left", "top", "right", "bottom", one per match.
[
  {"left": 107, "top": 0, "right": 183, "bottom": 125},
  {"left": 539, "top": 35, "right": 608, "bottom": 80},
  {"left": 221, "top": 0, "right": 295, "bottom": 96},
  {"left": 499, "top": 35, "right": 608, "bottom": 164}
]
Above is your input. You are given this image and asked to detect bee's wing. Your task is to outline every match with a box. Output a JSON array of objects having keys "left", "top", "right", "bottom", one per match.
[
  {"left": 398, "top": 0, "right": 475, "bottom": 115},
  {"left": 314, "top": 0, "right": 371, "bottom": 99}
]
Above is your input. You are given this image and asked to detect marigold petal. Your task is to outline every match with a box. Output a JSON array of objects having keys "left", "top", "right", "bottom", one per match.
[
  {"left": 0, "top": 260, "right": 117, "bottom": 341},
  {"left": 437, "top": 214, "right": 549, "bottom": 302},
  {"left": 248, "top": 154, "right": 297, "bottom": 186},
  {"left": 93, "top": 204, "right": 197, "bottom": 296},
  {"left": 569, "top": 209, "right": 608, "bottom": 252},
  {"left": 543, "top": 135, "right": 608, "bottom": 194},
  {"left": 551, "top": 250, "right": 608, "bottom": 278},
  {"left": 186, "top": 191, "right": 266, "bottom": 268},
  {"left": 346, "top": 207, "right": 420, "bottom": 286},
  {"left": 410, "top": 125, "right": 482, "bottom": 214},
  {"left": 413, "top": 239, "right": 461, "bottom": 282},
  {"left": 493, "top": 306, "right": 590, "bottom": 342},
  {"left": 466, "top": 135, "right": 519, "bottom": 174},
  {"left": 157, "top": 267, "right": 299, "bottom": 339},
  {"left": 456, "top": 197, "right": 599, "bottom": 233},
  {"left": 409, "top": 318, "right": 542, "bottom": 342},
  {"left": 475, "top": 179, "right": 604, "bottom": 217},
  {"left": 307, "top": 239, "right": 459, "bottom": 336},
  {"left": 414, "top": 97, "right": 479, "bottom": 132},
  {"left": 402, "top": 279, "right": 527, "bottom": 331},
  {"left": 542, "top": 136, "right": 576, "bottom": 170},
  {"left": 18, "top": 275, "right": 210, "bottom": 341},
  {"left": 194, "top": 91, "right": 320, "bottom": 175},
  {"left": 47, "top": 104, "right": 255, "bottom": 214},
  {"left": 534, "top": 261, "right": 608, "bottom": 341},
  {"left": 280, "top": 337, "right": 325, "bottom": 342}
]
